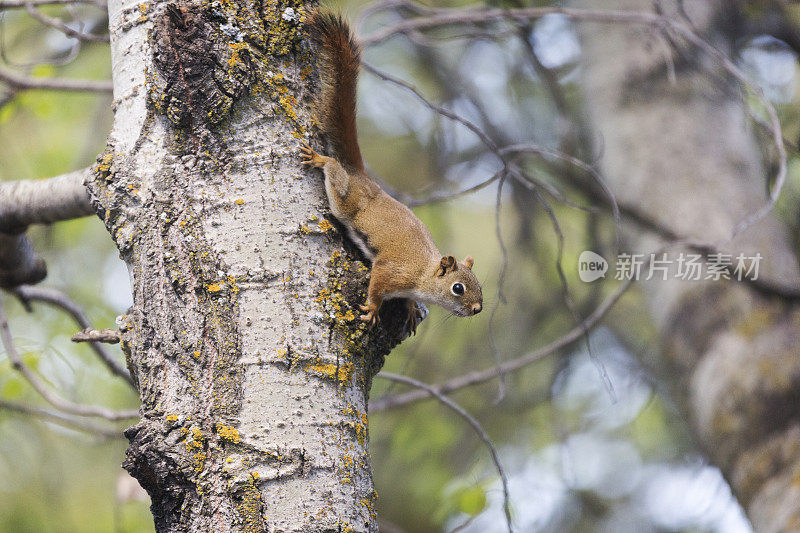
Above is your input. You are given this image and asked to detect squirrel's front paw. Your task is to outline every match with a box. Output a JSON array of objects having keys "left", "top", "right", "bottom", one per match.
[
  {"left": 404, "top": 302, "right": 423, "bottom": 335},
  {"left": 359, "top": 304, "right": 380, "bottom": 328},
  {"left": 300, "top": 143, "right": 327, "bottom": 168}
]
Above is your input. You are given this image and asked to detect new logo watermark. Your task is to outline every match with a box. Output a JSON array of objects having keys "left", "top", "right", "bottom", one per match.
[
  {"left": 578, "top": 251, "right": 609, "bottom": 282},
  {"left": 577, "top": 251, "right": 763, "bottom": 282}
]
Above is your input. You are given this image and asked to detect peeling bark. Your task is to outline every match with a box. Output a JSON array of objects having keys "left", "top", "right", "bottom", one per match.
[
  {"left": 577, "top": 1, "right": 800, "bottom": 530},
  {"left": 90, "top": 0, "right": 409, "bottom": 530}
]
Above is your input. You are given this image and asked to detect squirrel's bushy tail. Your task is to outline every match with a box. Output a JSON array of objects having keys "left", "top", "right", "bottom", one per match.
[{"left": 309, "top": 13, "right": 364, "bottom": 173}]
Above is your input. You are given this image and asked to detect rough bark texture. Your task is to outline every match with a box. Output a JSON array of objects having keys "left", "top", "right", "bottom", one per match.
[
  {"left": 576, "top": 1, "right": 800, "bottom": 531},
  {"left": 88, "top": 0, "right": 409, "bottom": 530}
]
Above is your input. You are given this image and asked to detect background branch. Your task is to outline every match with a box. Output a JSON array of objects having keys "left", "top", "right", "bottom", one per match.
[
  {"left": 13, "top": 286, "right": 133, "bottom": 385},
  {"left": 0, "top": 167, "right": 95, "bottom": 232},
  {"left": 378, "top": 372, "right": 514, "bottom": 532},
  {"left": 24, "top": 4, "right": 109, "bottom": 42},
  {"left": 0, "top": 66, "right": 112, "bottom": 92},
  {"left": 0, "top": 398, "right": 122, "bottom": 437},
  {"left": 0, "top": 297, "right": 137, "bottom": 420},
  {"left": 0, "top": 233, "right": 46, "bottom": 288}
]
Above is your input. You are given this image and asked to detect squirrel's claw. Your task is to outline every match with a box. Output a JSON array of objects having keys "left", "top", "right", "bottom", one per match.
[
  {"left": 300, "top": 143, "right": 326, "bottom": 168},
  {"left": 359, "top": 304, "right": 380, "bottom": 328},
  {"left": 359, "top": 311, "right": 379, "bottom": 328},
  {"left": 404, "top": 302, "right": 423, "bottom": 335}
]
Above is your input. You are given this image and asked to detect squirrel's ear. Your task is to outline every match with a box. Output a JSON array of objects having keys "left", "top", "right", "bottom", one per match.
[
  {"left": 437, "top": 255, "right": 457, "bottom": 276},
  {"left": 463, "top": 255, "right": 474, "bottom": 269}
]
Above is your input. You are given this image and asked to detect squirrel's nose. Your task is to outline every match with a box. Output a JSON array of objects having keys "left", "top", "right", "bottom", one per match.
[{"left": 472, "top": 304, "right": 482, "bottom": 315}]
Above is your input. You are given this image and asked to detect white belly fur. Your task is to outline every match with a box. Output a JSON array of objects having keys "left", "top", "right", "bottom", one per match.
[{"left": 324, "top": 174, "right": 375, "bottom": 261}]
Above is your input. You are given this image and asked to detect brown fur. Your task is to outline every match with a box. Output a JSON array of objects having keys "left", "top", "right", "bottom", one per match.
[
  {"left": 301, "top": 15, "right": 482, "bottom": 330},
  {"left": 308, "top": 13, "right": 363, "bottom": 173}
]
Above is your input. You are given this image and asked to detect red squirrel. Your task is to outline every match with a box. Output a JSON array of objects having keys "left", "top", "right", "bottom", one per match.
[{"left": 300, "top": 13, "right": 482, "bottom": 332}]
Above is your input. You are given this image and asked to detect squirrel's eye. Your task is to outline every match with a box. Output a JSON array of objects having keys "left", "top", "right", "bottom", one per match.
[{"left": 451, "top": 282, "right": 465, "bottom": 296}]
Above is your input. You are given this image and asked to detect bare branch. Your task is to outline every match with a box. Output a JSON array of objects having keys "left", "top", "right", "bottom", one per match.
[
  {"left": 0, "top": 233, "right": 46, "bottom": 288},
  {"left": 72, "top": 327, "right": 120, "bottom": 344},
  {"left": 370, "top": 275, "right": 636, "bottom": 411},
  {"left": 500, "top": 144, "right": 620, "bottom": 231},
  {"left": 361, "top": 7, "right": 662, "bottom": 46},
  {"left": 0, "top": 66, "right": 112, "bottom": 92},
  {"left": 362, "top": 6, "right": 787, "bottom": 240},
  {"left": 0, "top": 296, "right": 138, "bottom": 420},
  {"left": 362, "top": 62, "right": 582, "bottom": 206},
  {"left": 362, "top": 61, "right": 501, "bottom": 152},
  {"left": 0, "top": 398, "right": 122, "bottom": 437},
  {"left": 13, "top": 286, "right": 134, "bottom": 385},
  {"left": 25, "top": 4, "right": 110, "bottom": 42},
  {"left": 0, "top": 168, "right": 94, "bottom": 232},
  {"left": 378, "top": 372, "right": 513, "bottom": 532},
  {"left": 554, "top": 160, "right": 800, "bottom": 301},
  {"left": 392, "top": 169, "right": 502, "bottom": 208}
]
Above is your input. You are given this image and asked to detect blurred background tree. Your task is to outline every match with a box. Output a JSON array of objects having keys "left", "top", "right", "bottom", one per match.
[{"left": 1, "top": 0, "right": 799, "bottom": 531}]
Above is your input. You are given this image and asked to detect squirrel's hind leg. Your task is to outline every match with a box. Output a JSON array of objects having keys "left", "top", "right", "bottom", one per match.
[
  {"left": 299, "top": 143, "right": 329, "bottom": 168},
  {"left": 300, "top": 143, "right": 350, "bottom": 198}
]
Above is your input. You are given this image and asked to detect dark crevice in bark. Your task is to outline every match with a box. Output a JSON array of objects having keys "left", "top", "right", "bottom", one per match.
[{"left": 124, "top": 423, "right": 198, "bottom": 532}]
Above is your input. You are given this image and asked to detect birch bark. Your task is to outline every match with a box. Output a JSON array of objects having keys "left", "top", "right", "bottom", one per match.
[{"left": 88, "top": 0, "right": 408, "bottom": 530}]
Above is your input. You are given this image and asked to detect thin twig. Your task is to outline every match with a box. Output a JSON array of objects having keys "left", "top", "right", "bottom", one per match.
[
  {"left": 72, "top": 327, "right": 121, "bottom": 343},
  {"left": 531, "top": 181, "right": 615, "bottom": 401},
  {"left": 363, "top": 61, "right": 501, "bottom": 153},
  {"left": 404, "top": 169, "right": 503, "bottom": 207},
  {"left": 378, "top": 372, "right": 514, "bottom": 533},
  {"left": 361, "top": 7, "right": 663, "bottom": 46},
  {"left": 0, "top": 65, "right": 112, "bottom": 92},
  {"left": 500, "top": 144, "right": 620, "bottom": 234},
  {"left": 0, "top": 398, "right": 122, "bottom": 437},
  {"left": 25, "top": 4, "right": 109, "bottom": 42},
  {"left": 663, "top": 23, "right": 788, "bottom": 239},
  {"left": 0, "top": 295, "right": 138, "bottom": 419},
  {"left": 13, "top": 286, "right": 134, "bottom": 385},
  {"left": 363, "top": 62, "right": 592, "bottom": 211},
  {"left": 554, "top": 162, "right": 800, "bottom": 301}
]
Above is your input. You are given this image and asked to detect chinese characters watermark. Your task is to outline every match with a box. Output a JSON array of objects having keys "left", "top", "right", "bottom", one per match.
[{"left": 578, "top": 251, "right": 762, "bottom": 282}]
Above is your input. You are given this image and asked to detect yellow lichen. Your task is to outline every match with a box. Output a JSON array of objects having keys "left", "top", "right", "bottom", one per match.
[
  {"left": 218, "top": 425, "right": 241, "bottom": 443},
  {"left": 305, "top": 361, "right": 354, "bottom": 386}
]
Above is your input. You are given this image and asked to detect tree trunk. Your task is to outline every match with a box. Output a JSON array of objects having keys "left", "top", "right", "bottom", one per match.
[
  {"left": 88, "top": 0, "right": 407, "bottom": 530},
  {"left": 576, "top": 1, "right": 800, "bottom": 530}
]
